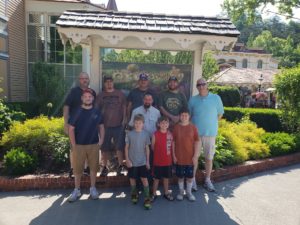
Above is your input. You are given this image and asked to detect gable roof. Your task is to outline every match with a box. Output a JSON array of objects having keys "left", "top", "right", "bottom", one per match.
[
  {"left": 106, "top": 0, "right": 118, "bottom": 11},
  {"left": 34, "top": 0, "right": 106, "bottom": 9},
  {"left": 56, "top": 10, "right": 240, "bottom": 37}
]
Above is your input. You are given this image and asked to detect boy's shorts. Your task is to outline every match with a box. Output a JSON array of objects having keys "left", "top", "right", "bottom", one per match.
[
  {"left": 175, "top": 165, "right": 194, "bottom": 179},
  {"left": 153, "top": 166, "right": 172, "bottom": 179},
  {"left": 72, "top": 144, "right": 99, "bottom": 175},
  {"left": 200, "top": 136, "right": 216, "bottom": 160},
  {"left": 128, "top": 165, "right": 148, "bottom": 179},
  {"left": 102, "top": 126, "right": 125, "bottom": 152}
]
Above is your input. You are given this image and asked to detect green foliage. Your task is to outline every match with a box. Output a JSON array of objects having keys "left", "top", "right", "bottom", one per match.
[
  {"left": 102, "top": 49, "right": 193, "bottom": 65},
  {"left": 262, "top": 132, "right": 297, "bottom": 156},
  {"left": 0, "top": 100, "right": 26, "bottom": 137},
  {"left": 3, "top": 147, "right": 37, "bottom": 176},
  {"left": 202, "top": 52, "right": 219, "bottom": 80},
  {"left": 222, "top": 0, "right": 299, "bottom": 24},
  {"left": 213, "top": 134, "right": 236, "bottom": 169},
  {"left": 209, "top": 85, "right": 241, "bottom": 107},
  {"left": 223, "top": 107, "right": 285, "bottom": 132},
  {"left": 275, "top": 65, "right": 300, "bottom": 132},
  {"left": 31, "top": 62, "right": 65, "bottom": 116},
  {"left": 0, "top": 117, "right": 69, "bottom": 172}
]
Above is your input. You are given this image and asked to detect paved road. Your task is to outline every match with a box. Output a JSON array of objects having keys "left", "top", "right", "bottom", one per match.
[{"left": 1, "top": 164, "right": 300, "bottom": 225}]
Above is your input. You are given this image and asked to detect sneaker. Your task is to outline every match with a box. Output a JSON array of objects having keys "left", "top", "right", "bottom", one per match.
[
  {"left": 89, "top": 187, "right": 99, "bottom": 200},
  {"left": 68, "top": 188, "right": 81, "bottom": 202},
  {"left": 84, "top": 167, "right": 90, "bottom": 176},
  {"left": 68, "top": 168, "right": 74, "bottom": 179},
  {"left": 100, "top": 167, "right": 108, "bottom": 177},
  {"left": 204, "top": 180, "right": 216, "bottom": 192},
  {"left": 187, "top": 193, "right": 196, "bottom": 202},
  {"left": 150, "top": 194, "right": 157, "bottom": 202},
  {"left": 144, "top": 197, "right": 152, "bottom": 210},
  {"left": 131, "top": 192, "right": 139, "bottom": 204},
  {"left": 176, "top": 190, "right": 184, "bottom": 201},
  {"left": 116, "top": 165, "right": 124, "bottom": 176}
]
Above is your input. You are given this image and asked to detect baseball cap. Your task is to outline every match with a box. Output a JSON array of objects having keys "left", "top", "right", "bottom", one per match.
[
  {"left": 103, "top": 76, "right": 113, "bottom": 82},
  {"left": 139, "top": 73, "right": 149, "bottom": 81},
  {"left": 168, "top": 76, "right": 178, "bottom": 82}
]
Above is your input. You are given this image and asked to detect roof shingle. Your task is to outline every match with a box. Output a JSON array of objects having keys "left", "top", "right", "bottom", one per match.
[{"left": 56, "top": 10, "right": 240, "bottom": 37}]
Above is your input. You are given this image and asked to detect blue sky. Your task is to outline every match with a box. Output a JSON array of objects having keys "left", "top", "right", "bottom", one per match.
[{"left": 90, "top": 0, "right": 224, "bottom": 17}]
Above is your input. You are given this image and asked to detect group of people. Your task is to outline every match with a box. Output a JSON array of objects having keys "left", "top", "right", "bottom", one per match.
[{"left": 63, "top": 71, "right": 224, "bottom": 209}]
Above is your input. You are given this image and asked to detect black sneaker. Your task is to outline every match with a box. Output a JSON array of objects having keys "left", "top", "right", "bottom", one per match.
[
  {"left": 68, "top": 168, "right": 74, "bottom": 179},
  {"left": 116, "top": 165, "right": 124, "bottom": 176},
  {"left": 100, "top": 167, "right": 109, "bottom": 177},
  {"left": 83, "top": 167, "right": 90, "bottom": 176}
]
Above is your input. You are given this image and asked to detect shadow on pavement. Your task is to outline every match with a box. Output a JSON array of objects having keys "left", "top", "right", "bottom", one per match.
[
  {"left": 28, "top": 187, "right": 239, "bottom": 225},
  {"left": 215, "top": 163, "right": 300, "bottom": 199}
]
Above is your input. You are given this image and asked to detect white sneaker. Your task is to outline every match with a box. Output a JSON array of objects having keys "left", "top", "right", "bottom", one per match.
[
  {"left": 176, "top": 190, "right": 184, "bottom": 201},
  {"left": 187, "top": 193, "right": 196, "bottom": 202},
  {"left": 90, "top": 187, "right": 99, "bottom": 200},
  {"left": 68, "top": 188, "right": 81, "bottom": 202},
  {"left": 204, "top": 180, "right": 216, "bottom": 192}
]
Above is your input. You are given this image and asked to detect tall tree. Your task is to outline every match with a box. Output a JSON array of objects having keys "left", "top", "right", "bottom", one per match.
[
  {"left": 202, "top": 52, "right": 219, "bottom": 80},
  {"left": 222, "top": 0, "right": 300, "bottom": 24}
]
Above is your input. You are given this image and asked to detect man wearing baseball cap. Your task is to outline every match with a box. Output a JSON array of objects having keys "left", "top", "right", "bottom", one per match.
[
  {"left": 158, "top": 76, "right": 188, "bottom": 130},
  {"left": 127, "top": 73, "right": 157, "bottom": 120},
  {"left": 68, "top": 88, "right": 104, "bottom": 202}
]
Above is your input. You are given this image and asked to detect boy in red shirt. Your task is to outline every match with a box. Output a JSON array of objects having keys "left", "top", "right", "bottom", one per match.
[
  {"left": 151, "top": 116, "right": 174, "bottom": 201},
  {"left": 173, "top": 109, "right": 200, "bottom": 201}
]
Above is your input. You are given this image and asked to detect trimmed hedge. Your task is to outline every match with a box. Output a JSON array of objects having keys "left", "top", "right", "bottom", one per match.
[
  {"left": 209, "top": 85, "right": 241, "bottom": 107},
  {"left": 224, "top": 107, "right": 285, "bottom": 132}
]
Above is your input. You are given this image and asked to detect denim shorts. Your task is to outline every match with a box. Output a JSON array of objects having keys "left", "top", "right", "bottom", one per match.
[{"left": 175, "top": 165, "right": 194, "bottom": 178}]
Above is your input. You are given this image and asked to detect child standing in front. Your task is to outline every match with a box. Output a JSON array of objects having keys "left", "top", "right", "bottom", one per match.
[
  {"left": 151, "top": 116, "right": 174, "bottom": 201},
  {"left": 172, "top": 109, "right": 200, "bottom": 201},
  {"left": 125, "top": 114, "right": 152, "bottom": 209}
]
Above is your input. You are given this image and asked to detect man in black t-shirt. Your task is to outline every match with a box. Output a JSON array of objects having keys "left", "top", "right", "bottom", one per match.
[
  {"left": 67, "top": 88, "right": 104, "bottom": 202},
  {"left": 63, "top": 72, "right": 96, "bottom": 177},
  {"left": 126, "top": 73, "right": 157, "bottom": 121}
]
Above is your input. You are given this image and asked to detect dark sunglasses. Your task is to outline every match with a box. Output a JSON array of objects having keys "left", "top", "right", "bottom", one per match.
[{"left": 196, "top": 83, "right": 207, "bottom": 87}]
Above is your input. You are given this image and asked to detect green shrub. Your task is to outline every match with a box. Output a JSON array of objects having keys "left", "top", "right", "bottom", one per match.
[
  {"left": 262, "top": 132, "right": 296, "bottom": 156},
  {"left": 0, "top": 117, "right": 68, "bottom": 172},
  {"left": 48, "top": 133, "right": 70, "bottom": 170},
  {"left": 6, "top": 101, "right": 40, "bottom": 118},
  {"left": 209, "top": 85, "right": 241, "bottom": 107},
  {"left": 224, "top": 107, "right": 285, "bottom": 132},
  {"left": 0, "top": 100, "right": 26, "bottom": 137},
  {"left": 3, "top": 147, "right": 37, "bottom": 176}
]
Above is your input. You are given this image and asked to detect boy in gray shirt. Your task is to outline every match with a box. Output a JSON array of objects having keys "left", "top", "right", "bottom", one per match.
[{"left": 125, "top": 114, "right": 151, "bottom": 209}]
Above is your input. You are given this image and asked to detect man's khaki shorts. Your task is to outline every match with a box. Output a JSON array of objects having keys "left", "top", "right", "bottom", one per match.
[
  {"left": 199, "top": 136, "right": 216, "bottom": 160},
  {"left": 72, "top": 144, "right": 99, "bottom": 175}
]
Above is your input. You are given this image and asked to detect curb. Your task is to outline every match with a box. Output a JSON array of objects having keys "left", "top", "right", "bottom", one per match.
[{"left": 1, "top": 152, "right": 300, "bottom": 192}]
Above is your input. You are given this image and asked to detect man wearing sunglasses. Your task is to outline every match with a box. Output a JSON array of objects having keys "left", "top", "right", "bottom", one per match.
[{"left": 188, "top": 78, "right": 224, "bottom": 192}]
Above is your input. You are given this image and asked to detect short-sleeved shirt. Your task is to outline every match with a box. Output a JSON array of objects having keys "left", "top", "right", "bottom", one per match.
[
  {"left": 153, "top": 131, "right": 173, "bottom": 166},
  {"left": 96, "top": 90, "right": 126, "bottom": 128},
  {"left": 127, "top": 88, "right": 157, "bottom": 111},
  {"left": 188, "top": 92, "right": 224, "bottom": 136},
  {"left": 172, "top": 123, "right": 199, "bottom": 165},
  {"left": 129, "top": 106, "right": 161, "bottom": 136},
  {"left": 158, "top": 90, "right": 188, "bottom": 116},
  {"left": 68, "top": 107, "right": 103, "bottom": 145},
  {"left": 64, "top": 86, "right": 96, "bottom": 115},
  {"left": 125, "top": 130, "right": 151, "bottom": 167}
]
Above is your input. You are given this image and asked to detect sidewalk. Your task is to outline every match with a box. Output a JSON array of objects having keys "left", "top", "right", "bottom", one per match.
[{"left": 0, "top": 164, "right": 299, "bottom": 225}]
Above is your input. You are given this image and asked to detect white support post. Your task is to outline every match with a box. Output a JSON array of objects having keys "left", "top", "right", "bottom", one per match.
[{"left": 192, "top": 43, "right": 205, "bottom": 96}]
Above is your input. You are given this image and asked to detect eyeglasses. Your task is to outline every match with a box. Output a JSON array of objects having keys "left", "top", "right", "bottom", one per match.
[{"left": 196, "top": 83, "right": 207, "bottom": 87}]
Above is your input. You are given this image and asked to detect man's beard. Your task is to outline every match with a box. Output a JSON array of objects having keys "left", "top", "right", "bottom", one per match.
[
  {"left": 144, "top": 104, "right": 151, "bottom": 109},
  {"left": 83, "top": 103, "right": 92, "bottom": 107}
]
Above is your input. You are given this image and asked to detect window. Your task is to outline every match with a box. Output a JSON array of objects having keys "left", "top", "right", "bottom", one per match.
[
  {"left": 257, "top": 60, "right": 263, "bottom": 69},
  {"left": 242, "top": 59, "right": 248, "bottom": 68}
]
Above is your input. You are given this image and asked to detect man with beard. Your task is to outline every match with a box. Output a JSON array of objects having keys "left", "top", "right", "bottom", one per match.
[
  {"left": 96, "top": 76, "right": 127, "bottom": 177},
  {"left": 158, "top": 76, "right": 188, "bottom": 130},
  {"left": 128, "top": 94, "right": 160, "bottom": 137},
  {"left": 64, "top": 72, "right": 96, "bottom": 178},
  {"left": 127, "top": 73, "right": 157, "bottom": 120},
  {"left": 68, "top": 88, "right": 104, "bottom": 202}
]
